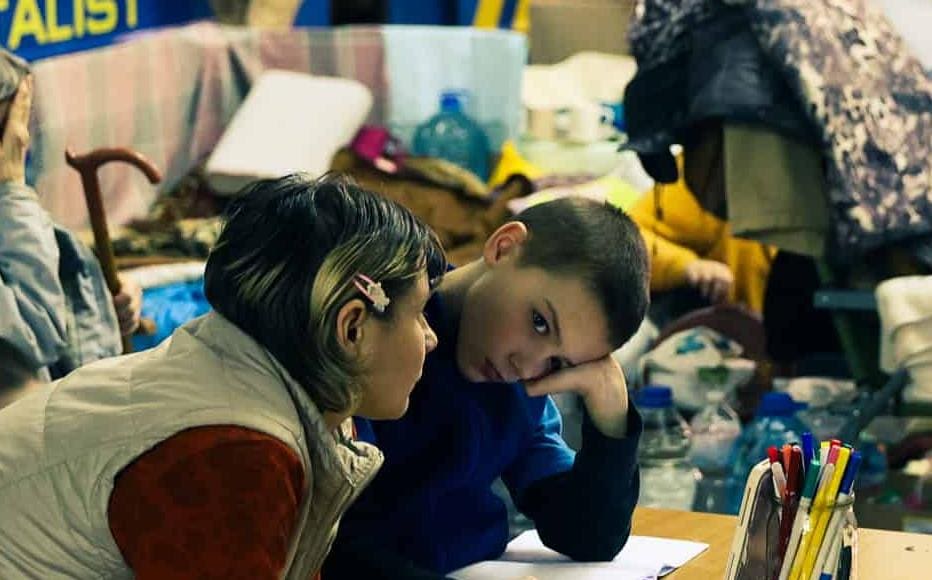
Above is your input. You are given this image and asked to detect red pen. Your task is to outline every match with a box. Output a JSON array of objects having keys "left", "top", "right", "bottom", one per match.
[
  {"left": 782, "top": 444, "right": 792, "bottom": 472},
  {"left": 768, "top": 446, "right": 780, "bottom": 466},
  {"left": 775, "top": 446, "right": 803, "bottom": 578}
]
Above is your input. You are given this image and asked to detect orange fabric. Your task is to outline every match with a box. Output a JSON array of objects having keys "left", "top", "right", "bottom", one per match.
[{"left": 108, "top": 425, "right": 306, "bottom": 579}]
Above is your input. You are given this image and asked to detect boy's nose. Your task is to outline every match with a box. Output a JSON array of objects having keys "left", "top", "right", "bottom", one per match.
[{"left": 509, "top": 353, "right": 548, "bottom": 382}]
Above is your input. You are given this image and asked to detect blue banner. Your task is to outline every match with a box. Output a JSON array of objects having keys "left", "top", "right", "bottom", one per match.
[{"left": 0, "top": 0, "right": 214, "bottom": 62}]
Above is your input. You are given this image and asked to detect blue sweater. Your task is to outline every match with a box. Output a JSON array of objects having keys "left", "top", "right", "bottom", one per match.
[{"left": 329, "top": 293, "right": 642, "bottom": 577}]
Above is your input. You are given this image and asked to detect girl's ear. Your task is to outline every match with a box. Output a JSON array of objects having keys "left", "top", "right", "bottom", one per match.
[{"left": 335, "top": 298, "right": 369, "bottom": 356}]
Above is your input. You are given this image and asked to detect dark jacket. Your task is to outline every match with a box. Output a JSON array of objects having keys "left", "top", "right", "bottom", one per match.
[{"left": 322, "top": 292, "right": 642, "bottom": 579}]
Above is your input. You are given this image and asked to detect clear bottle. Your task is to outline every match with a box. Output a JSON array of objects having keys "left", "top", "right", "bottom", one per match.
[
  {"left": 412, "top": 90, "right": 491, "bottom": 180},
  {"left": 727, "top": 392, "right": 808, "bottom": 513},
  {"left": 636, "top": 385, "right": 698, "bottom": 510},
  {"left": 689, "top": 390, "right": 742, "bottom": 473},
  {"left": 689, "top": 390, "right": 742, "bottom": 513}
]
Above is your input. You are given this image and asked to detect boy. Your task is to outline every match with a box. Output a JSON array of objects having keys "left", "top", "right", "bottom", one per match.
[{"left": 324, "top": 197, "right": 650, "bottom": 578}]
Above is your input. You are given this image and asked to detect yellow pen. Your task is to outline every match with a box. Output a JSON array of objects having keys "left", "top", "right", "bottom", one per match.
[
  {"left": 778, "top": 459, "right": 822, "bottom": 580},
  {"left": 819, "top": 441, "right": 830, "bottom": 466},
  {"left": 800, "top": 446, "right": 851, "bottom": 580},
  {"left": 789, "top": 452, "right": 837, "bottom": 580}
]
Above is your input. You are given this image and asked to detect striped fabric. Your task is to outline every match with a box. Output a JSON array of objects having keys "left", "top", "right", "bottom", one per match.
[
  {"left": 27, "top": 22, "right": 525, "bottom": 231},
  {"left": 28, "top": 22, "right": 386, "bottom": 230}
]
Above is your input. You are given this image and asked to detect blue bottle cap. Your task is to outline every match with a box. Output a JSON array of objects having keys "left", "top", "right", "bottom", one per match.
[
  {"left": 440, "top": 90, "right": 466, "bottom": 113},
  {"left": 636, "top": 385, "right": 674, "bottom": 409},
  {"left": 755, "top": 392, "right": 806, "bottom": 417}
]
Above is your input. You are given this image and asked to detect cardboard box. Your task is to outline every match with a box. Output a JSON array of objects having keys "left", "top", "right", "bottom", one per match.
[
  {"left": 529, "top": 0, "right": 637, "bottom": 64},
  {"left": 855, "top": 471, "right": 932, "bottom": 533},
  {"left": 208, "top": 0, "right": 301, "bottom": 27}
]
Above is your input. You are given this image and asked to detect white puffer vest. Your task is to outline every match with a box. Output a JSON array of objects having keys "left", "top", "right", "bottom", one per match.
[{"left": 0, "top": 312, "right": 382, "bottom": 579}]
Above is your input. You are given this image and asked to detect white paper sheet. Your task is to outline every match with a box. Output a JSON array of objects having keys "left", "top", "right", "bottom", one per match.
[{"left": 451, "top": 530, "right": 709, "bottom": 580}]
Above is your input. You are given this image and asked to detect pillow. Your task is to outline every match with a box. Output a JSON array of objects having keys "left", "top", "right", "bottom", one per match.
[{"left": 206, "top": 70, "right": 373, "bottom": 195}]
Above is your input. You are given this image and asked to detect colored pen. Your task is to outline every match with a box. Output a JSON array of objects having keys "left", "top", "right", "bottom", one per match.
[
  {"left": 769, "top": 445, "right": 781, "bottom": 466},
  {"left": 816, "top": 532, "right": 842, "bottom": 580},
  {"left": 778, "top": 459, "right": 821, "bottom": 580},
  {"left": 789, "top": 462, "right": 835, "bottom": 580},
  {"left": 820, "top": 441, "right": 830, "bottom": 467},
  {"left": 802, "top": 432, "right": 815, "bottom": 470},
  {"left": 800, "top": 447, "right": 851, "bottom": 580},
  {"left": 776, "top": 447, "right": 803, "bottom": 575},
  {"left": 811, "top": 452, "right": 862, "bottom": 579},
  {"left": 772, "top": 461, "right": 788, "bottom": 501}
]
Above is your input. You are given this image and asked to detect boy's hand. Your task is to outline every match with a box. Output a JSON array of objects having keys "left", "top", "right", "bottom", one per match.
[
  {"left": 684, "top": 258, "right": 733, "bottom": 304},
  {"left": 0, "top": 76, "right": 32, "bottom": 184},
  {"left": 525, "top": 355, "right": 629, "bottom": 438}
]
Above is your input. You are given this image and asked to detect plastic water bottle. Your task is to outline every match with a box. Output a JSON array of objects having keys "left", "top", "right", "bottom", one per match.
[
  {"left": 689, "top": 390, "right": 742, "bottom": 473},
  {"left": 727, "top": 392, "right": 808, "bottom": 512},
  {"left": 636, "top": 386, "right": 697, "bottom": 510},
  {"left": 412, "top": 90, "right": 491, "bottom": 180},
  {"left": 689, "top": 390, "right": 742, "bottom": 513}
]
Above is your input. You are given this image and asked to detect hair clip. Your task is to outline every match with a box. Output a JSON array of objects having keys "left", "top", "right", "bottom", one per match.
[{"left": 353, "top": 273, "right": 390, "bottom": 313}]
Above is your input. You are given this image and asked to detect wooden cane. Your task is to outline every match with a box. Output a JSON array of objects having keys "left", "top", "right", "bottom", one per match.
[{"left": 65, "top": 147, "right": 162, "bottom": 354}]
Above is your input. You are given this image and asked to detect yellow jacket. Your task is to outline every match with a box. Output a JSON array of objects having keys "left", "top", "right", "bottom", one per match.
[{"left": 628, "top": 178, "right": 776, "bottom": 313}]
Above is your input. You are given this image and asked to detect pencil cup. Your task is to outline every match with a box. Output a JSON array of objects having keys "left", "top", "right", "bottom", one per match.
[
  {"left": 783, "top": 493, "right": 857, "bottom": 580},
  {"left": 726, "top": 460, "right": 859, "bottom": 580}
]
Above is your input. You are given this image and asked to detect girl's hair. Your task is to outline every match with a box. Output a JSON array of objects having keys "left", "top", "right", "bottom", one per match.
[{"left": 204, "top": 173, "right": 446, "bottom": 414}]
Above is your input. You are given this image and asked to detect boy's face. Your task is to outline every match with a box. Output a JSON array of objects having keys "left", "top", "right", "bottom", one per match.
[{"left": 455, "top": 230, "right": 612, "bottom": 383}]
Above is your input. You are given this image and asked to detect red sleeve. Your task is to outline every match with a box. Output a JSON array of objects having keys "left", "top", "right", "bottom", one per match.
[{"left": 108, "top": 425, "right": 306, "bottom": 579}]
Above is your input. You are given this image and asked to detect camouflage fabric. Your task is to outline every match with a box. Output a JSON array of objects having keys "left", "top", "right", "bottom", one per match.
[
  {"left": 629, "top": 0, "right": 932, "bottom": 261},
  {"left": 628, "top": 0, "right": 718, "bottom": 72},
  {"left": 745, "top": 0, "right": 932, "bottom": 261}
]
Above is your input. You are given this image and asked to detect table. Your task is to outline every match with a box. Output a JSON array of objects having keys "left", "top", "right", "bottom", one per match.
[{"left": 632, "top": 507, "right": 932, "bottom": 580}]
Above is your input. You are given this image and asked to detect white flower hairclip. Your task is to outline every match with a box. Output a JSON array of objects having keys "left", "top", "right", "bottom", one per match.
[{"left": 353, "top": 273, "right": 390, "bottom": 313}]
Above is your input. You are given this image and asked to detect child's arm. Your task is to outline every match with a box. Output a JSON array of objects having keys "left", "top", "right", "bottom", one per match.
[
  {"left": 322, "top": 537, "right": 451, "bottom": 580},
  {"left": 505, "top": 359, "right": 642, "bottom": 560},
  {"left": 508, "top": 402, "right": 641, "bottom": 561}
]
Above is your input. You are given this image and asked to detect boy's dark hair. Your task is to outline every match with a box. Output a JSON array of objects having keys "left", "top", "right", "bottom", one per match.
[
  {"left": 0, "top": 338, "right": 39, "bottom": 392},
  {"left": 205, "top": 173, "right": 446, "bottom": 415},
  {"left": 516, "top": 197, "right": 649, "bottom": 349}
]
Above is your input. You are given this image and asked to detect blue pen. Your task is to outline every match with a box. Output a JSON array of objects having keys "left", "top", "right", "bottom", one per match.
[{"left": 802, "top": 432, "right": 814, "bottom": 468}]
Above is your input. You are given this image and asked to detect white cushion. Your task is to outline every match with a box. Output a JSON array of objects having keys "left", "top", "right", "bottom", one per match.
[{"left": 206, "top": 70, "right": 373, "bottom": 195}]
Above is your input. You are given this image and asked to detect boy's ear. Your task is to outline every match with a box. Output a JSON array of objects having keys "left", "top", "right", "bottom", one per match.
[
  {"left": 335, "top": 298, "right": 369, "bottom": 356},
  {"left": 483, "top": 221, "right": 528, "bottom": 266}
]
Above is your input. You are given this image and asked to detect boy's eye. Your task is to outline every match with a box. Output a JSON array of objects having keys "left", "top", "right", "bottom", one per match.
[{"left": 532, "top": 310, "right": 549, "bottom": 335}]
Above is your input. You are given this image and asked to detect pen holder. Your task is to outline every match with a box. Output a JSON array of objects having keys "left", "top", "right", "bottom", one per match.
[
  {"left": 783, "top": 493, "right": 858, "bottom": 580},
  {"left": 727, "top": 460, "right": 860, "bottom": 580}
]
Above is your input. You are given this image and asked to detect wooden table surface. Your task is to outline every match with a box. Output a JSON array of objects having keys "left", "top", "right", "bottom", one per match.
[{"left": 632, "top": 507, "right": 932, "bottom": 580}]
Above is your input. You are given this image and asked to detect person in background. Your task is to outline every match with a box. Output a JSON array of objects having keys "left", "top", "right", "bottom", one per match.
[
  {"left": 0, "top": 50, "right": 141, "bottom": 381},
  {"left": 324, "top": 197, "right": 649, "bottom": 579},
  {"left": 0, "top": 174, "right": 446, "bottom": 578},
  {"left": 627, "top": 164, "right": 776, "bottom": 316}
]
